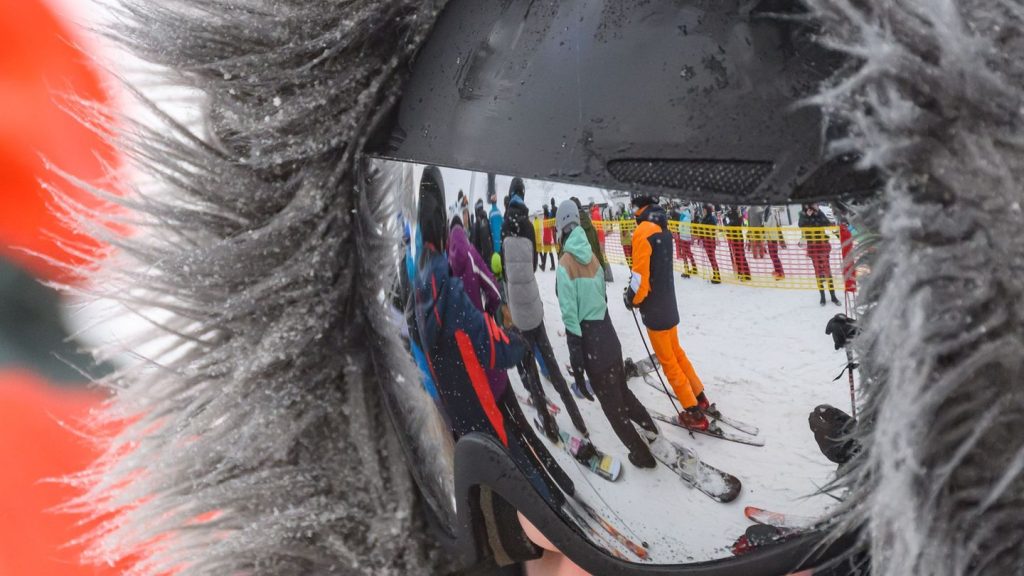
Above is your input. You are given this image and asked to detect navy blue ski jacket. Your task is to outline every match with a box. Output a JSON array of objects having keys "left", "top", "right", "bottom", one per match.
[{"left": 414, "top": 248, "right": 526, "bottom": 445}]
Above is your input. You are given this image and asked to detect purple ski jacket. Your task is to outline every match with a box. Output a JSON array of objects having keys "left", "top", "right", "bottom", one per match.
[{"left": 448, "top": 224, "right": 509, "bottom": 398}]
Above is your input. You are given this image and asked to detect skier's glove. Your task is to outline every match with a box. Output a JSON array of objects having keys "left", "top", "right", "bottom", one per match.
[
  {"left": 825, "top": 313, "right": 859, "bottom": 350},
  {"left": 566, "top": 331, "right": 585, "bottom": 376},
  {"left": 622, "top": 286, "right": 636, "bottom": 310}
]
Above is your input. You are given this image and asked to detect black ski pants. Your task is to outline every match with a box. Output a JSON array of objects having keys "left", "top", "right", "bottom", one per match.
[
  {"left": 519, "top": 321, "right": 588, "bottom": 436},
  {"left": 579, "top": 314, "right": 656, "bottom": 460}
]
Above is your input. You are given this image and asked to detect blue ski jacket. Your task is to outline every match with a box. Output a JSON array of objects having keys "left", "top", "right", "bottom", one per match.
[
  {"left": 489, "top": 203, "right": 504, "bottom": 257},
  {"left": 414, "top": 249, "right": 525, "bottom": 445}
]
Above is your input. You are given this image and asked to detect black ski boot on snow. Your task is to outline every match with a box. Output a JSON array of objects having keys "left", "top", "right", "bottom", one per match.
[
  {"left": 819, "top": 292, "right": 827, "bottom": 306},
  {"left": 628, "top": 447, "right": 657, "bottom": 469},
  {"left": 623, "top": 358, "right": 640, "bottom": 379},
  {"left": 830, "top": 292, "right": 841, "bottom": 306},
  {"left": 540, "top": 410, "right": 560, "bottom": 443}
]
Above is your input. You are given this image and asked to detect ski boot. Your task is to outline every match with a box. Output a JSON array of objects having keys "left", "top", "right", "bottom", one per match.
[
  {"left": 540, "top": 410, "right": 560, "bottom": 443},
  {"left": 680, "top": 270, "right": 690, "bottom": 278},
  {"left": 831, "top": 292, "right": 841, "bottom": 306},
  {"left": 677, "top": 407, "right": 710, "bottom": 431},
  {"left": 819, "top": 292, "right": 827, "bottom": 306},
  {"left": 573, "top": 438, "right": 598, "bottom": 464},
  {"left": 696, "top": 391, "right": 714, "bottom": 413},
  {"left": 628, "top": 446, "right": 657, "bottom": 469},
  {"left": 623, "top": 358, "right": 640, "bottom": 379}
]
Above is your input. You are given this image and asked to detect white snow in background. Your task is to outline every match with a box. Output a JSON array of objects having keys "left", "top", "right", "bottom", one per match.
[{"left": 510, "top": 262, "right": 854, "bottom": 564}]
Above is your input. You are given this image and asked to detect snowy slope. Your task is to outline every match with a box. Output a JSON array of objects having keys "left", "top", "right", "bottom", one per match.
[{"left": 510, "top": 262, "right": 854, "bottom": 564}]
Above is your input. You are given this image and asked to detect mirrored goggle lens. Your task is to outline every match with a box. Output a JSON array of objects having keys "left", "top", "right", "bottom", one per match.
[{"left": 383, "top": 159, "right": 858, "bottom": 566}]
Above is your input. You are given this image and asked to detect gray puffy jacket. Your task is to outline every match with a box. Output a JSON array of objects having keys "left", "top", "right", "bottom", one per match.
[{"left": 503, "top": 235, "right": 543, "bottom": 330}]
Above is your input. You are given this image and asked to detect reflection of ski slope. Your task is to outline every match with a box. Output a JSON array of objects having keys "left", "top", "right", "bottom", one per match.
[{"left": 509, "top": 263, "right": 853, "bottom": 564}]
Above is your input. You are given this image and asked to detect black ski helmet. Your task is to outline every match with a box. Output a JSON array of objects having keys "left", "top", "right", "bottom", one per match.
[
  {"left": 631, "top": 194, "right": 659, "bottom": 209},
  {"left": 417, "top": 165, "right": 448, "bottom": 255},
  {"left": 509, "top": 177, "right": 526, "bottom": 199}
]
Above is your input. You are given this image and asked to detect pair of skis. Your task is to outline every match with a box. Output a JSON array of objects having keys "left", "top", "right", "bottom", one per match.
[
  {"left": 638, "top": 374, "right": 764, "bottom": 447},
  {"left": 732, "top": 507, "right": 819, "bottom": 555},
  {"left": 521, "top": 384, "right": 742, "bottom": 504},
  {"left": 644, "top": 428, "right": 742, "bottom": 503},
  {"left": 649, "top": 409, "right": 764, "bottom": 447}
]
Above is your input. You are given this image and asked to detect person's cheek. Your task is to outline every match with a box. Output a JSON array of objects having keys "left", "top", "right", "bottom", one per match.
[{"left": 518, "top": 512, "right": 592, "bottom": 576}]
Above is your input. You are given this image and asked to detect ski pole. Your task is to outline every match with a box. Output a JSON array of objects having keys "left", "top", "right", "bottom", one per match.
[
  {"left": 631, "top": 308, "right": 681, "bottom": 414},
  {"left": 845, "top": 348, "right": 857, "bottom": 420}
]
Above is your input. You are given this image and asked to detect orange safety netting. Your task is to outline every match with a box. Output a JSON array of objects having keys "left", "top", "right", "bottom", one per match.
[{"left": 535, "top": 219, "right": 856, "bottom": 292}]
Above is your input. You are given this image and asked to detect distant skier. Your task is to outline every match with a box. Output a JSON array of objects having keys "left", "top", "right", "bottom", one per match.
[
  {"left": 763, "top": 205, "right": 787, "bottom": 280},
  {"left": 723, "top": 205, "right": 751, "bottom": 281},
  {"left": 501, "top": 178, "right": 589, "bottom": 439},
  {"left": 620, "top": 211, "right": 634, "bottom": 267},
  {"left": 488, "top": 174, "right": 503, "bottom": 257},
  {"left": 590, "top": 202, "right": 605, "bottom": 252},
  {"left": 677, "top": 203, "right": 698, "bottom": 278},
  {"left": 696, "top": 204, "right": 721, "bottom": 284},
  {"left": 458, "top": 190, "right": 471, "bottom": 234},
  {"left": 538, "top": 206, "right": 554, "bottom": 271},
  {"left": 572, "top": 197, "right": 612, "bottom": 282},
  {"left": 799, "top": 203, "right": 840, "bottom": 306},
  {"left": 625, "top": 194, "right": 712, "bottom": 430},
  {"left": 472, "top": 199, "right": 493, "bottom": 264},
  {"left": 554, "top": 200, "right": 657, "bottom": 468}
]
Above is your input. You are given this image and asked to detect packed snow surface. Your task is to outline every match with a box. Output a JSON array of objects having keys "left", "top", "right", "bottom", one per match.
[{"left": 510, "top": 262, "right": 853, "bottom": 564}]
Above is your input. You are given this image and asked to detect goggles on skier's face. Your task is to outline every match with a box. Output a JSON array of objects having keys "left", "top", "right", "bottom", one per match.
[
  {"left": 368, "top": 158, "right": 859, "bottom": 575},
  {"left": 359, "top": 0, "right": 875, "bottom": 573}
]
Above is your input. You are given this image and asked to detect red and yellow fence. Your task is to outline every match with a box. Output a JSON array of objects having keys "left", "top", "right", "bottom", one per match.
[{"left": 535, "top": 219, "right": 856, "bottom": 291}]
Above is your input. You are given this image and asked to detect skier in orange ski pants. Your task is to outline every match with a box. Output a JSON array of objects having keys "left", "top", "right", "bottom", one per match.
[{"left": 625, "top": 195, "right": 711, "bottom": 430}]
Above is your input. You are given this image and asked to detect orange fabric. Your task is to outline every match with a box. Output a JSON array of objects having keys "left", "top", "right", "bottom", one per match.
[
  {"left": 454, "top": 330, "right": 508, "bottom": 446},
  {"left": 0, "top": 0, "right": 117, "bottom": 282},
  {"left": 646, "top": 327, "right": 704, "bottom": 409},
  {"left": 0, "top": 370, "right": 117, "bottom": 576},
  {"left": 629, "top": 220, "right": 660, "bottom": 306}
]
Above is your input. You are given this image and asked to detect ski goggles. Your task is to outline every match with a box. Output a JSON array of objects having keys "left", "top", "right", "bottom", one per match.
[
  {"left": 367, "top": 157, "right": 861, "bottom": 575},
  {"left": 359, "top": 1, "right": 875, "bottom": 573}
]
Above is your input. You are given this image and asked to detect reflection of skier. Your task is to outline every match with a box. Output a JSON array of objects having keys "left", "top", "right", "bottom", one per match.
[
  {"left": 573, "top": 197, "right": 612, "bottom": 282},
  {"left": 677, "top": 204, "right": 698, "bottom": 277},
  {"left": 590, "top": 203, "right": 605, "bottom": 251},
  {"left": 488, "top": 189, "right": 503, "bottom": 257},
  {"left": 626, "top": 195, "right": 712, "bottom": 430},
  {"left": 537, "top": 207, "right": 554, "bottom": 271},
  {"left": 449, "top": 216, "right": 511, "bottom": 403},
  {"left": 472, "top": 198, "right": 493, "bottom": 264},
  {"left": 763, "top": 205, "right": 787, "bottom": 280},
  {"left": 554, "top": 200, "right": 657, "bottom": 468},
  {"left": 501, "top": 179, "right": 589, "bottom": 439},
  {"left": 799, "top": 203, "right": 840, "bottom": 306},
  {"left": 414, "top": 167, "right": 574, "bottom": 500},
  {"left": 696, "top": 204, "right": 721, "bottom": 284},
  {"left": 620, "top": 212, "right": 634, "bottom": 267},
  {"left": 723, "top": 205, "right": 751, "bottom": 281}
]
